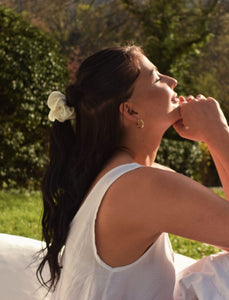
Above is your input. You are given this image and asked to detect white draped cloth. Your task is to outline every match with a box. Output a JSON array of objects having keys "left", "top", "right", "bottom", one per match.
[
  {"left": 174, "top": 251, "right": 229, "bottom": 300},
  {"left": 0, "top": 234, "right": 50, "bottom": 300},
  {"left": 0, "top": 233, "right": 229, "bottom": 300}
]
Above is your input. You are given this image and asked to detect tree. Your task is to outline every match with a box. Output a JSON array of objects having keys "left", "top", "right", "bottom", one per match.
[
  {"left": 1, "top": 0, "right": 140, "bottom": 58},
  {"left": 120, "top": 0, "right": 221, "bottom": 140},
  {"left": 1, "top": 1, "right": 226, "bottom": 186},
  {"left": 190, "top": 9, "right": 229, "bottom": 120},
  {"left": 121, "top": 0, "right": 219, "bottom": 92},
  {"left": 2, "top": 0, "right": 221, "bottom": 87},
  {"left": 0, "top": 5, "right": 69, "bottom": 188}
]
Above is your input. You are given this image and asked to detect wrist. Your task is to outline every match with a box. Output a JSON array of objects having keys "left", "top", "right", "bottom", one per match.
[{"left": 205, "top": 125, "right": 229, "bottom": 150}]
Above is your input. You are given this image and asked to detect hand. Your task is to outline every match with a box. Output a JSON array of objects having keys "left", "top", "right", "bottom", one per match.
[{"left": 173, "top": 95, "right": 228, "bottom": 142}]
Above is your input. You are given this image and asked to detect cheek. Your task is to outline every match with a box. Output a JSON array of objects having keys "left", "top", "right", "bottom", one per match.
[
  {"left": 135, "top": 87, "right": 171, "bottom": 118},
  {"left": 158, "top": 86, "right": 171, "bottom": 99},
  {"left": 150, "top": 85, "right": 169, "bottom": 99}
]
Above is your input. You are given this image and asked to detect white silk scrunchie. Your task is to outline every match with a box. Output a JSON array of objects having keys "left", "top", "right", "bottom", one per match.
[{"left": 47, "top": 91, "right": 76, "bottom": 122}]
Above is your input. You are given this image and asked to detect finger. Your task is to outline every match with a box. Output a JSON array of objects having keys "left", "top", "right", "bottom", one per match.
[
  {"left": 186, "top": 95, "right": 195, "bottom": 102},
  {"left": 196, "top": 94, "right": 206, "bottom": 100},
  {"left": 179, "top": 95, "right": 186, "bottom": 103},
  {"left": 206, "top": 96, "right": 216, "bottom": 101}
]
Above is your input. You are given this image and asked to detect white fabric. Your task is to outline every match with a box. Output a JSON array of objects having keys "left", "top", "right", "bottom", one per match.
[
  {"left": 47, "top": 91, "right": 75, "bottom": 122},
  {"left": 174, "top": 251, "right": 229, "bottom": 300},
  {"left": 2, "top": 233, "right": 229, "bottom": 300},
  {"left": 0, "top": 233, "right": 196, "bottom": 300},
  {"left": 0, "top": 233, "right": 50, "bottom": 300},
  {"left": 1, "top": 163, "right": 229, "bottom": 299},
  {"left": 52, "top": 163, "right": 176, "bottom": 300},
  {"left": 174, "top": 253, "right": 196, "bottom": 274}
]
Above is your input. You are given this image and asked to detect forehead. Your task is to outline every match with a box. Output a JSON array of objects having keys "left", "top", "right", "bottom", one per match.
[
  {"left": 129, "top": 55, "right": 157, "bottom": 100},
  {"left": 137, "top": 54, "right": 157, "bottom": 77}
]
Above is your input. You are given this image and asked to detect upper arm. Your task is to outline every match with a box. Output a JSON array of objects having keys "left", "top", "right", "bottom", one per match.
[{"left": 133, "top": 167, "right": 229, "bottom": 249}]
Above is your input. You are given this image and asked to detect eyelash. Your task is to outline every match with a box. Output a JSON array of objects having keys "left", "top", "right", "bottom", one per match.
[{"left": 154, "top": 77, "right": 161, "bottom": 83}]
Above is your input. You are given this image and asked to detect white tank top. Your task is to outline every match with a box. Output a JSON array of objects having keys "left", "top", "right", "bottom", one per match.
[{"left": 52, "top": 163, "right": 175, "bottom": 300}]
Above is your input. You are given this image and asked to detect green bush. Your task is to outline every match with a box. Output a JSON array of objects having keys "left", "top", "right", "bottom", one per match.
[
  {"left": 0, "top": 5, "right": 69, "bottom": 189},
  {"left": 156, "top": 138, "right": 203, "bottom": 181},
  {"left": 198, "top": 142, "right": 220, "bottom": 186}
]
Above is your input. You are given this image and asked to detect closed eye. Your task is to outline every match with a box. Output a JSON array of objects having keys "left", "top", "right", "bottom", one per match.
[{"left": 154, "top": 77, "right": 161, "bottom": 84}]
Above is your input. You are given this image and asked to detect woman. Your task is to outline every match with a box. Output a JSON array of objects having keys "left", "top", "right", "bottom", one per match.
[{"left": 38, "top": 46, "right": 229, "bottom": 299}]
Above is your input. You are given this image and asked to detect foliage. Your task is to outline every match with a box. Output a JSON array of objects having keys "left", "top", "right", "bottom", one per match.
[
  {"left": 156, "top": 138, "right": 203, "bottom": 181},
  {"left": 0, "top": 5, "right": 69, "bottom": 189},
  {"left": 72, "top": 0, "right": 139, "bottom": 53},
  {"left": 1, "top": 1, "right": 227, "bottom": 187},
  {"left": 3, "top": 0, "right": 139, "bottom": 56},
  {"left": 2, "top": 0, "right": 224, "bottom": 89},
  {"left": 198, "top": 142, "right": 220, "bottom": 186},
  {"left": 3, "top": 1, "right": 222, "bottom": 96},
  {"left": 118, "top": 0, "right": 221, "bottom": 142},
  {"left": 64, "top": 0, "right": 140, "bottom": 77},
  {"left": 189, "top": 11, "right": 229, "bottom": 121},
  {"left": 121, "top": 0, "right": 218, "bottom": 81},
  {"left": 2, "top": 0, "right": 141, "bottom": 81},
  {"left": 156, "top": 139, "right": 221, "bottom": 186},
  {"left": 0, "top": 188, "right": 223, "bottom": 259}
]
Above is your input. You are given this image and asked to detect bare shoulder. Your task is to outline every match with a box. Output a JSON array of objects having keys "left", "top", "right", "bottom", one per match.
[
  {"left": 112, "top": 163, "right": 173, "bottom": 189},
  {"left": 122, "top": 162, "right": 180, "bottom": 188},
  {"left": 100, "top": 165, "right": 188, "bottom": 241},
  {"left": 112, "top": 163, "right": 181, "bottom": 195},
  {"left": 100, "top": 162, "right": 229, "bottom": 250},
  {"left": 106, "top": 164, "right": 185, "bottom": 217}
]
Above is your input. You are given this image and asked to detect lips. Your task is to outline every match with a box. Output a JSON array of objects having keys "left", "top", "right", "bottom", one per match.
[{"left": 171, "top": 93, "right": 179, "bottom": 104}]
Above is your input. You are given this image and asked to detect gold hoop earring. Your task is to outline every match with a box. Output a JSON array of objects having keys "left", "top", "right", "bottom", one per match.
[{"left": 136, "top": 118, "right": 144, "bottom": 129}]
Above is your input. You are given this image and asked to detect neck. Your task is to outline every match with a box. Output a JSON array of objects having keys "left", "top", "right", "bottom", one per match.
[{"left": 119, "top": 132, "right": 162, "bottom": 167}]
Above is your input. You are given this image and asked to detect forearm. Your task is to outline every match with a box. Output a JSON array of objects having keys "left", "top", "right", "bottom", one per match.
[
  {"left": 174, "top": 96, "right": 229, "bottom": 199},
  {"left": 207, "top": 126, "right": 229, "bottom": 200}
]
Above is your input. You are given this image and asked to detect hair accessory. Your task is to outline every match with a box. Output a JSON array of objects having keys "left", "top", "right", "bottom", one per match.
[
  {"left": 47, "top": 91, "right": 76, "bottom": 122},
  {"left": 136, "top": 118, "right": 144, "bottom": 129}
]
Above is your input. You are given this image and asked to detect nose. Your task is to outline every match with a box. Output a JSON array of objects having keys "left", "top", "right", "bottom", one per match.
[
  {"left": 171, "top": 77, "right": 177, "bottom": 89},
  {"left": 165, "top": 75, "right": 177, "bottom": 89}
]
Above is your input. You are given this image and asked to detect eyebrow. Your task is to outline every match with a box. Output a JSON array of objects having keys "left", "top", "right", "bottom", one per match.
[{"left": 149, "top": 66, "right": 158, "bottom": 77}]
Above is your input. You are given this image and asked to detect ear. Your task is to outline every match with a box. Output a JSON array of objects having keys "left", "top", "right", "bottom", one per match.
[{"left": 119, "top": 102, "right": 139, "bottom": 123}]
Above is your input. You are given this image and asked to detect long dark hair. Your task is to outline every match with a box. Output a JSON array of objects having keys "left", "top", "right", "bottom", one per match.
[{"left": 37, "top": 46, "right": 142, "bottom": 291}]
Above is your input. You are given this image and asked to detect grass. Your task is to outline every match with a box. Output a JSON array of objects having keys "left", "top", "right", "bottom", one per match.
[
  {"left": 0, "top": 187, "right": 224, "bottom": 259},
  {"left": 0, "top": 190, "right": 43, "bottom": 240}
]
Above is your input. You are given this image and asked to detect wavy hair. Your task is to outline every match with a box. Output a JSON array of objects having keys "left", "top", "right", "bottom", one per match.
[{"left": 37, "top": 46, "right": 143, "bottom": 291}]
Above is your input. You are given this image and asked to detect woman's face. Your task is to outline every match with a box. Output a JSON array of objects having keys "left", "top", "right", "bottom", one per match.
[{"left": 128, "top": 54, "right": 181, "bottom": 133}]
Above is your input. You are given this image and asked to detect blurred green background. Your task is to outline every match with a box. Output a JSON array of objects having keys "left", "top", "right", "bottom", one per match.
[{"left": 1, "top": 0, "right": 228, "bottom": 257}]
